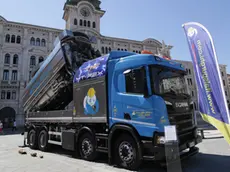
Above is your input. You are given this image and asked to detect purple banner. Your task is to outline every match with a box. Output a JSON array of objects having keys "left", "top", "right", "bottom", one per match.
[{"left": 182, "top": 22, "right": 230, "bottom": 125}]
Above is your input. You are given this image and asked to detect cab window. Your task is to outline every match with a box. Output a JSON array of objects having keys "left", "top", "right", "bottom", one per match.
[{"left": 124, "top": 66, "right": 148, "bottom": 95}]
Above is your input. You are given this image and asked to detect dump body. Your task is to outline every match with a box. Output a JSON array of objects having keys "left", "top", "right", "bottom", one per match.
[{"left": 22, "top": 30, "right": 101, "bottom": 113}]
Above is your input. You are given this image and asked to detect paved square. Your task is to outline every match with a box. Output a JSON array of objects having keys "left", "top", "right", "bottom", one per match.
[{"left": 0, "top": 130, "right": 230, "bottom": 172}]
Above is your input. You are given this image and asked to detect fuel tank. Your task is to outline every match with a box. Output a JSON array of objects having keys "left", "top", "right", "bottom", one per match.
[{"left": 22, "top": 30, "right": 100, "bottom": 112}]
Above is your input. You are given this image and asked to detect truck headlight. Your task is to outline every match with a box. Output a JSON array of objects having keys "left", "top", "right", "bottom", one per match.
[{"left": 156, "top": 136, "right": 165, "bottom": 144}]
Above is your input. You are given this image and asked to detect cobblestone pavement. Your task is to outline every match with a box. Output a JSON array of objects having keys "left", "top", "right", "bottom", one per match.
[{"left": 0, "top": 130, "right": 230, "bottom": 172}]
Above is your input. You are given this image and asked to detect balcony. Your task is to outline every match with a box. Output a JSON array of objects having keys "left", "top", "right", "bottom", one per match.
[{"left": 0, "top": 80, "right": 20, "bottom": 88}]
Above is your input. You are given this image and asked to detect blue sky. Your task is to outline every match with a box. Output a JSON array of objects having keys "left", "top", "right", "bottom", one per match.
[{"left": 0, "top": 0, "right": 229, "bottom": 73}]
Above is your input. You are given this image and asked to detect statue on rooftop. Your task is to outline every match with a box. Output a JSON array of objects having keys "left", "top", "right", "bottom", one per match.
[{"left": 156, "top": 40, "right": 172, "bottom": 60}]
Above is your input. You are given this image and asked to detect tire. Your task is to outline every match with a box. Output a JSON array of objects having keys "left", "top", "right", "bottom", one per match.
[
  {"left": 114, "top": 134, "right": 142, "bottom": 170},
  {"left": 78, "top": 133, "right": 97, "bottom": 161},
  {"left": 38, "top": 130, "right": 49, "bottom": 152},
  {"left": 28, "top": 129, "right": 37, "bottom": 149}
]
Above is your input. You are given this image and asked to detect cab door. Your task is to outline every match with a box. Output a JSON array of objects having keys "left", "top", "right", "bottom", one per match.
[{"left": 110, "top": 66, "right": 157, "bottom": 138}]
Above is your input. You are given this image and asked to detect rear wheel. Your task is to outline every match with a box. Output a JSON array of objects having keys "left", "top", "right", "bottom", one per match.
[
  {"left": 114, "top": 134, "right": 142, "bottom": 170},
  {"left": 28, "top": 129, "right": 37, "bottom": 149},
  {"left": 38, "top": 130, "right": 49, "bottom": 152},
  {"left": 78, "top": 133, "right": 97, "bottom": 161}
]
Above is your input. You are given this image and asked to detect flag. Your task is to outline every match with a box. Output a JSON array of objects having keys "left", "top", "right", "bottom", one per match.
[{"left": 182, "top": 22, "right": 230, "bottom": 144}]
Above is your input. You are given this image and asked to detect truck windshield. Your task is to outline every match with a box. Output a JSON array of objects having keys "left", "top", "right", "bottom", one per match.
[{"left": 149, "top": 65, "right": 188, "bottom": 96}]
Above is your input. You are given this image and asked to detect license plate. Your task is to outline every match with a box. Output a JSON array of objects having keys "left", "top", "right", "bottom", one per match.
[{"left": 189, "top": 141, "right": 195, "bottom": 147}]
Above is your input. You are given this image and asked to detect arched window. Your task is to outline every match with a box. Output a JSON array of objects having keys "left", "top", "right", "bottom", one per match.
[
  {"left": 121, "top": 49, "right": 124, "bottom": 51},
  {"left": 30, "top": 56, "right": 36, "bottom": 66},
  {"left": 39, "top": 56, "right": 44, "bottom": 63},
  {"left": 125, "top": 49, "right": 127, "bottom": 51},
  {"left": 13, "top": 54, "right": 18, "bottom": 65},
  {"left": 11, "top": 35, "right": 16, "bottom": 43},
  {"left": 80, "top": 19, "right": 83, "bottom": 26},
  {"left": 41, "top": 39, "right": 46, "bottom": 47},
  {"left": 105, "top": 47, "right": 108, "bottom": 54},
  {"left": 74, "top": 18, "right": 77, "bottom": 25},
  {"left": 138, "top": 51, "right": 141, "bottom": 54},
  {"left": 30, "top": 37, "right": 35, "bottom": 45},
  {"left": 109, "top": 47, "right": 111, "bottom": 52},
  {"left": 1, "top": 91, "right": 5, "bottom": 99},
  {"left": 4, "top": 54, "right": 10, "bottom": 64},
  {"left": 118, "top": 48, "right": 120, "bottom": 51},
  {"left": 84, "top": 20, "right": 87, "bottom": 26},
  {"left": 88, "top": 21, "right": 91, "bottom": 27},
  {"left": 16, "top": 36, "right": 21, "bottom": 44},
  {"left": 36, "top": 38, "right": 40, "bottom": 46},
  {"left": 5, "top": 34, "right": 10, "bottom": 43},
  {"left": 101, "top": 47, "right": 105, "bottom": 54},
  {"left": 93, "top": 22, "right": 96, "bottom": 28}
]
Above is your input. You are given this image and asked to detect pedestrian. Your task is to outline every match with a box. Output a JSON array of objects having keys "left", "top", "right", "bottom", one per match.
[
  {"left": 0, "top": 120, "right": 4, "bottom": 135},
  {"left": 12, "top": 120, "right": 17, "bottom": 132}
]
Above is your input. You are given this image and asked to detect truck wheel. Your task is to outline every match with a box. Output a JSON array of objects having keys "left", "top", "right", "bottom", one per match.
[
  {"left": 114, "top": 134, "right": 142, "bottom": 170},
  {"left": 28, "top": 129, "right": 37, "bottom": 149},
  {"left": 38, "top": 130, "right": 49, "bottom": 152},
  {"left": 78, "top": 133, "right": 97, "bottom": 161}
]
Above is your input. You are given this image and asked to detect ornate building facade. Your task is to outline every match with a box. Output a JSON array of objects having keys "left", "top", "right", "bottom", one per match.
[{"left": 0, "top": 0, "right": 229, "bottom": 127}]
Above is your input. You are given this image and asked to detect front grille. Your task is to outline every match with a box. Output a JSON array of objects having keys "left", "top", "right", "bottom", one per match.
[{"left": 169, "top": 112, "right": 195, "bottom": 145}]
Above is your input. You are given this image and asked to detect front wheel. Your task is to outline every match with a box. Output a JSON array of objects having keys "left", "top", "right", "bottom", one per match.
[
  {"left": 114, "top": 134, "right": 142, "bottom": 170},
  {"left": 78, "top": 133, "right": 97, "bottom": 161}
]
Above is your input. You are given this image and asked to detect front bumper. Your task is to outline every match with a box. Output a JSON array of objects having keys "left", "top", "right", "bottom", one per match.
[{"left": 141, "top": 135, "right": 202, "bottom": 161}]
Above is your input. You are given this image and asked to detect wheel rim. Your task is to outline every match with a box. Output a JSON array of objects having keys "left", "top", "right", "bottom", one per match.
[
  {"left": 29, "top": 132, "right": 34, "bottom": 146},
  {"left": 118, "top": 141, "right": 134, "bottom": 163},
  {"left": 40, "top": 133, "right": 46, "bottom": 148},
  {"left": 81, "top": 138, "right": 93, "bottom": 156}
]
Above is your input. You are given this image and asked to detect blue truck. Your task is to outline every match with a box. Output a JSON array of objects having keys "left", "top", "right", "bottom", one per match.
[{"left": 22, "top": 30, "right": 202, "bottom": 170}]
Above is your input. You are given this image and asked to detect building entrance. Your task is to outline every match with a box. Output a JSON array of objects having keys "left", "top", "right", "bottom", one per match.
[{"left": 0, "top": 107, "right": 16, "bottom": 128}]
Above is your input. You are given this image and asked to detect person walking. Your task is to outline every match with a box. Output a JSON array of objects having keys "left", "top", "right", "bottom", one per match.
[
  {"left": 12, "top": 120, "right": 17, "bottom": 132},
  {"left": 0, "top": 121, "right": 4, "bottom": 135}
]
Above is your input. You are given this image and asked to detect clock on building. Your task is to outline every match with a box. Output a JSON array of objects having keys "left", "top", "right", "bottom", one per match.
[{"left": 80, "top": 7, "right": 90, "bottom": 17}]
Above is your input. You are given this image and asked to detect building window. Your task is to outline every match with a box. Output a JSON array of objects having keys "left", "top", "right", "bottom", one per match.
[
  {"left": 5, "top": 34, "right": 10, "bottom": 43},
  {"left": 139, "top": 51, "right": 141, "bottom": 54},
  {"left": 223, "top": 80, "right": 226, "bottom": 86},
  {"left": 13, "top": 54, "right": 18, "bottom": 65},
  {"left": 39, "top": 56, "right": 44, "bottom": 63},
  {"left": 188, "top": 69, "right": 191, "bottom": 75},
  {"left": 11, "top": 35, "right": 16, "bottom": 43},
  {"left": 222, "top": 71, "right": 224, "bottom": 76},
  {"left": 30, "top": 37, "right": 35, "bottom": 45},
  {"left": 125, "top": 67, "right": 147, "bottom": 95},
  {"left": 93, "top": 22, "right": 96, "bottom": 28},
  {"left": 1, "top": 91, "right": 5, "bottom": 99},
  {"left": 41, "top": 39, "right": 46, "bottom": 47},
  {"left": 16, "top": 36, "right": 21, "bottom": 44},
  {"left": 88, "top": 21, "right": 90, "bottom": 27},
  {"left": 30, "top": 56, "right": 36, "bottom": 66},
  {"left": 12, "top": 70, "right": 18, "bottom": 81},
  {"left": 80, "top": 19, "right": 83, "bottom": 26},
  {"left": 3, "top": 70, "right": 9, "bottom": 80},
  {"left": 192, "top": 91, "right": 194, "bottom": 97},
  {"left": 4, "top": 54, "right": 10, "bottom": 64},
  {"left": 118, "top": 48, "right": 120, "bottom": 51},
  {"left": 12, "top": 91, "right": 16, "bottom": 99},
  {"left": 6, "top": 91, "right": 11, "bottom": 100},
  {"left": 84, "top": 20, "right": 87, "bottom": 26},
  {"left": 74, "top": 18, "right": 77, "bottom": 25},
  {"left": 225, "top": 91, "right": 228, "bottom": 96},
  {"left": 36, "top": 38, "right": 40, "bottom": 46},
  {"left": 109, "top": 47, "right": 111, "bottom": 52},
  {"left": 105, "top": 47, "right": 108, "bottom": 54},
  {"left": 29, "top": 71, "right": 32, "bottom": 80},
  {"left": 101, "top": 47, "right": 105, "bottom": 54}
]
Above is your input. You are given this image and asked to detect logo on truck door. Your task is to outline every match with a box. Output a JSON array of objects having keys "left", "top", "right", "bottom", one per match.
[{"left": 83, "top": 88, "right": 99, "bottom": 115}]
